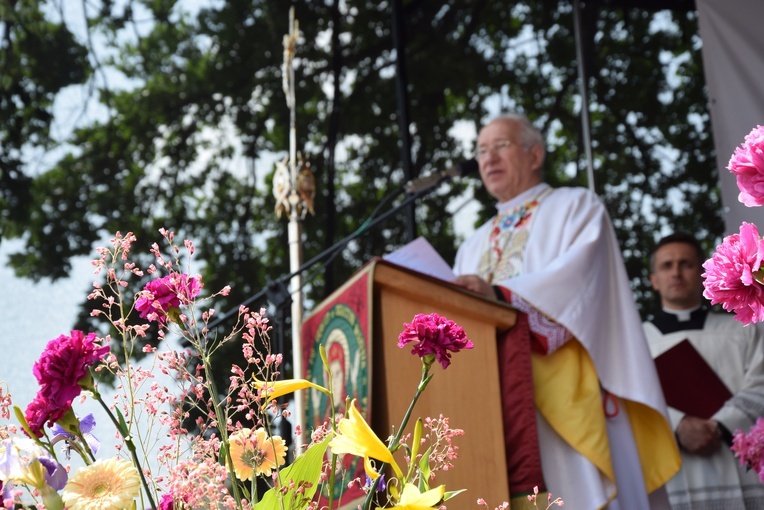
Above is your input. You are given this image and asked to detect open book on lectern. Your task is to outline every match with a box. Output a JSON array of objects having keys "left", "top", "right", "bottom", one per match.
[{"left": 383, "top": 236, "right": 457, "bottom": 283}]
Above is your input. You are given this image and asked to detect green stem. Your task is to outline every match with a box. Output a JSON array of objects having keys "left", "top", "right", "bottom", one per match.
[
  {"left": 68, "top": 434, "right": 96, "bottom": 465},
  {"left": 390, "top": 365, "right": 433, "bottom": 452},
  {"left": 361, "top": 363, "right": 433, "bottom": 510},
  {"left": 327, "top": 452, "right": 339, "bottom": 509},
  {"left": 201, "top": 353, "right": 244, "bottom": 508},
  {"left": 92, "top": 389, "right": 156, "bottom": 510},
  {"left": 324, "top": 379, "right": 341, "bottom": 510}
]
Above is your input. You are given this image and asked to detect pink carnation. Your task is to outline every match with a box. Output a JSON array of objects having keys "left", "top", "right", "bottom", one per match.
[
  {"left": 397, "top": 313, "right": 473, "bottom": 369},
  {"left": 135, "top": 274, "right": 201, "bottom": 324},
  {"left": 728, "top": 125, "right": 764, "bottom": 207},
  {"left": 33, "top": 330, "right": 110, "bottom": 405},
  {"left": 732, "top": 417, "right": 764, "bottom": 482},
  {"left": 702, "top": 222, "right": 764, "bottom": 324}
]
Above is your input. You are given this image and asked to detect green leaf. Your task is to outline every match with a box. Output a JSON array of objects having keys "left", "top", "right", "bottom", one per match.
[
  {"left": 40, "top": 484, "right": 65, "bottom": 510},
  {"left": 57, "top": 407, "right": 81, "bottom": 435},
  {"left": 13, "top": 405, "right": 38, "bottom": 442},
  {"left": 443, "top": 489, "right": 467, "bottom": 502},
  {"left": 114, "top": 406, "right": 129, "bottom": 436},
  {"left": 219, "top": 438, "right": 229, "bottom": 465},
  {"left": 254, "top": 436, "right": 331, "bottom": 510},
  {"left": 418, "top": 446, "right": 433, "bottom": 492}
]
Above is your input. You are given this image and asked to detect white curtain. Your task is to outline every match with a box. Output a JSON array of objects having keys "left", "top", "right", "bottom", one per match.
[{"left": 697, "top": 0, "right": 764, "bottom": 235}]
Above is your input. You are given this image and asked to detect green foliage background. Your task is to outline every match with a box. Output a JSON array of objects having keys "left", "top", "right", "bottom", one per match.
[{"left": 1, "top": 0, "right": 723, "bottom": 378}]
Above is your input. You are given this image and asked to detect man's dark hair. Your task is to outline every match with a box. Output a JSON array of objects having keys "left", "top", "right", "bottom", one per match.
[{"left": 650, "top": 232, "right": 706, "bottom": 271}]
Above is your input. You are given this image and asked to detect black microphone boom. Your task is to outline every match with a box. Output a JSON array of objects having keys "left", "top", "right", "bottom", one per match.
[{"left": 404, "top": 158, "right": 478, "bottom": 194}]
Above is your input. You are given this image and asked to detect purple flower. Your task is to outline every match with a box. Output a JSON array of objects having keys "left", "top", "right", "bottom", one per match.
[
  {"left": 1, "top": 478, "right": 11, "bottom": 509},
  {"left": 37, "top": 456, "right": 68, "bottom": 491},
  {"left": 51, "top": 413, "right": 100, "bottom": 457},
  {"left": 728, "top": 125, "right": 764, "bottom": 207},
  {"left": 135, "top": 274, "right": 201, "bottom": 325},
  {"left": 397, "top": 313, "right": 473, "bottom": 369},
  {"left": 365, "top": 474, "right": 386, "bottom": 492},
  {"left": 703, "top": 222, "right": 764, "bottom": 324},
  {"left": 0, "top": 439, "right": 66, "bottom": 492}
]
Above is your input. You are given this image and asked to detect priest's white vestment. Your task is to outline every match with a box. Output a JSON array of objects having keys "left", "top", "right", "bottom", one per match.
[{"left": 454, "top": 183, "right": 679, "bottom": 510}]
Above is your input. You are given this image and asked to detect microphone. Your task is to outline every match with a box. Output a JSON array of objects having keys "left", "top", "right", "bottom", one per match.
[{"left": 404, "top": 159, "right": 479, "bottom": 195}]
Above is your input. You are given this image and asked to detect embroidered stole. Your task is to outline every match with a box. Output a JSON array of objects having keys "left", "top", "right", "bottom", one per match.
[
  {"left": 485, "top": 187, "right": 552, "bottom": 497},
  {"left": 478, "top": 186, "right": 554, "bottom": 283}
]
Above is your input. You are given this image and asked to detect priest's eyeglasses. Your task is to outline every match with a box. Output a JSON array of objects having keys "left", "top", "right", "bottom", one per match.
[{"left": 476, "top": 139, "right": 520, "bottom": 159}]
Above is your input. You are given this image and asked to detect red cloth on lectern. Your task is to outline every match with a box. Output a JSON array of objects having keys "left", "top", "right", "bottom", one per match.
[{"left": 498, "top": 310, "right": 546, "bottom": 495}]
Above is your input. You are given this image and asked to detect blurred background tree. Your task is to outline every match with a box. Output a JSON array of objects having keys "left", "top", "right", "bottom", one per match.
[{"left": 1, "top": 0, "right": 722, "bottom": 384}]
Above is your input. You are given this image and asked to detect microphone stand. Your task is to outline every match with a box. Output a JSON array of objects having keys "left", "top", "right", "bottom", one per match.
[{"left": 204, "top": 185, "right": 433, "bottom": 336}]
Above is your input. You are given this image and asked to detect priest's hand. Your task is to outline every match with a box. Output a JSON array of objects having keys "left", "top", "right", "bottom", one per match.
[
  {"left": 453, "top": 274, "right": 494, "bottom": 298},
  {"left": 676, "top": 415, "right": 722, "bottom": 456}
]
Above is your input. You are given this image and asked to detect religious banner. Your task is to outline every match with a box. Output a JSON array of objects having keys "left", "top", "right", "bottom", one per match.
[{"left": 301, "top": 265, "right": 372, "bottom": 509}]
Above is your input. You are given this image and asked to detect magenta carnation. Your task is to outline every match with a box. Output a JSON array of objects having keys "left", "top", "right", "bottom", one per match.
[
  {"left": 24, "top": 393, "right": 69, "bottom": 438},
  {"left": 728, "top": 125, "right": 764, "bottom": 207},
  {"left": 158, "top": 493, "right": 176, "bottom": 510},
  {"left": 33, "top": 330, "right": 110, "bottom": 404},
  {"left": 134, "top": 274, "right": 201, "bottom": 324},
  {"left": 24, "top": 330, "right": 108, "bottom": 437},
  {"left": 702, "top": 222, "right": 764, "bottom": 324},
  {"left": 732, "top": 418, "right": 764, "bottom": 482},
  {"left": 397, "top": 313, "right": 473, "bottom": 369}
]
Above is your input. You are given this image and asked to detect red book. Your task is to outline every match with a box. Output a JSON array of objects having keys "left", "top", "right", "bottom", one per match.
[{"left": 653, "top": 339, "right": 732, "bottom": 419}]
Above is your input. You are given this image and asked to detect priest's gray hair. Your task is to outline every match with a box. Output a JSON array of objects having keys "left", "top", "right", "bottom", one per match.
[{"left": 490, "top": 112, "right": 546, "bottom": 171}]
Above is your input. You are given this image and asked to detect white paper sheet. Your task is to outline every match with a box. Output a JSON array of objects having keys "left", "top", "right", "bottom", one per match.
[{"left": 383, "top": 236, "right": 457, "bottom": 282}]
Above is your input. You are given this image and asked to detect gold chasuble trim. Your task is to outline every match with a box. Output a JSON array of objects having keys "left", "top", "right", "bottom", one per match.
[
  {"left": 532, "top": 341, "right": 614, "bottom": 482},
  {"left": 532, "top": 340, "right": 681, "bottom": 500},
  {"left": 622, "top": 399, "right": 681, "bottom": 493}
]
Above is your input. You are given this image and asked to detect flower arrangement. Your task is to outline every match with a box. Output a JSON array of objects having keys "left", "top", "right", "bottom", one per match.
[
  {"left": 702, "top": 124, "right": 764, "bottom": 480},
  {"left": 0, "top": 228, "right": 553, "bottom": 509},
  {"left": 703, "top": 125, "right": 764, "bottom": 325}
]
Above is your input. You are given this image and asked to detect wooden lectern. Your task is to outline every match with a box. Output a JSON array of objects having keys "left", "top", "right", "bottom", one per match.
[{"left": 302, "top": 259, "right": 516, "bottom": 507}]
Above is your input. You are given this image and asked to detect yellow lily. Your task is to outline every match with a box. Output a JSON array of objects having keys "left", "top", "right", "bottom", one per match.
[
  {"left": 376, "top": 483, "right": 445, "bottom": 510},
  {"left": 253, "top": 377, "right": 330, "bottom": 403},
  {"left": 328, "top": 399, "right": 403, "bottom": 480}
]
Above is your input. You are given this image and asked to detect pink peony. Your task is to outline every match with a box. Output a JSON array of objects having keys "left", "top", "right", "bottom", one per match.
[
  {"left": 732, "top": 418, "right": 764, "bottom": 482},
  {"left": 134, "top": 274, "right": 201, "bottom": 325},
  {"left": 33, "top": 330, "right": 110, "bottom": 404},
  {"left": 727, "top": 125, "right": 764, "bottom": 207},
  {"left": 397, "top": 313, "right": 473, "bottom": 369},
  {"left": 702, "top": 222, "right": 764, "bottom": 324}
]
